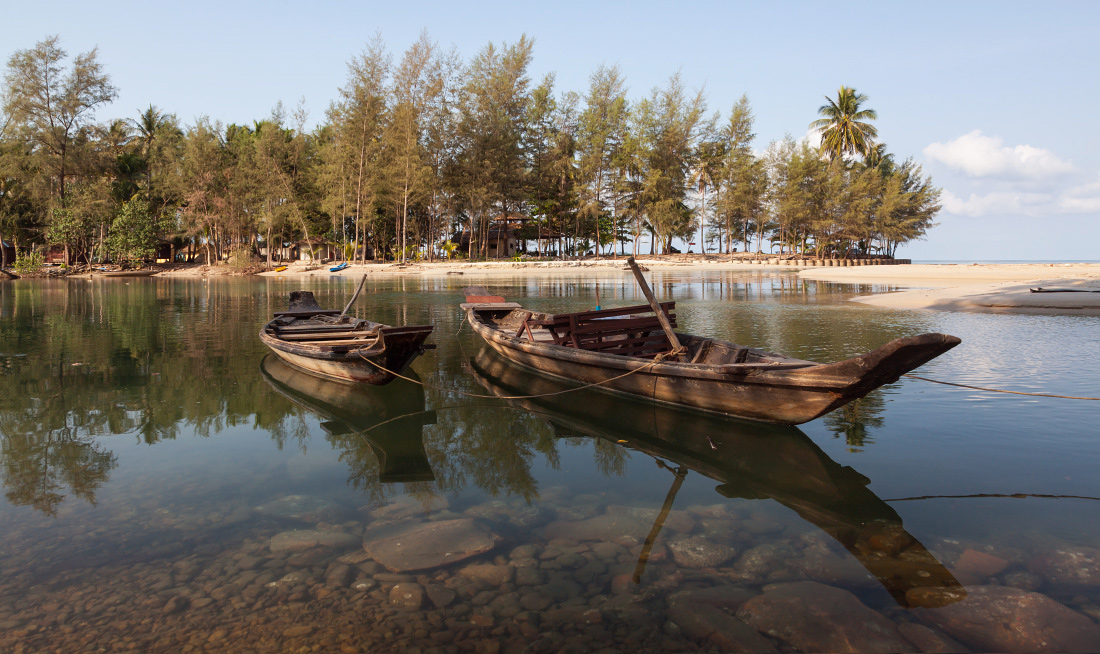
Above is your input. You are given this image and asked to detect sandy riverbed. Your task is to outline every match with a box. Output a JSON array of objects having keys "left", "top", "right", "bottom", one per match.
[{"left": 149, "top": 259, "right": 1100, "bottom": 316}]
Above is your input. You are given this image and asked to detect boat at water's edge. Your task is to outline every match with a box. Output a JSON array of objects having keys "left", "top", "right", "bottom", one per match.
[
  {"left": 460, "top": 286, "right": 960, "bottom": 425},
  {"left": 94, "top": 268, "right": 158, "bottom": 277},
  {"left": 261, "top": 291, "right": 433, "bottom": 385}
]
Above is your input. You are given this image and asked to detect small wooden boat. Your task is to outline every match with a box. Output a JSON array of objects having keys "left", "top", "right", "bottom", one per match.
[
  {"left": 460, "top": 260, "right": 960, "bottom": 425},
  {"left": 330, "top": 262, "right": 349, "bottom": 272},
  {"left": 260, "top": 290, "right": 433, "bottom": 384},
  {"left": 95, "top": 268, "right": 158, "bottom": 277}
]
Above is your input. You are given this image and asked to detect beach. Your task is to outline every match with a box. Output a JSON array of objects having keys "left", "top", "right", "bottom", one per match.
[{"left": 148, "top": 259, "right": 1100, "bottom": 316}]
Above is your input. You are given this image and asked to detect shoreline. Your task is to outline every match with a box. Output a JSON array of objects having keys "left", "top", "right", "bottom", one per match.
[{"left": 13, "top": 259, "right": 1100, "bottom": 316}]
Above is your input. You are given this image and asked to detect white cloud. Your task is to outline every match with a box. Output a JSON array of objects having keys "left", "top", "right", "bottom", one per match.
[
  {"left": 924, "top": 130, "right": 1075, "bottom": 180},
  {"left": 1060, "top": 172, "right": 1100, "bottom": 213},
  {"left": 942, "top": 189, "right": 1054, "bottom": 217}
]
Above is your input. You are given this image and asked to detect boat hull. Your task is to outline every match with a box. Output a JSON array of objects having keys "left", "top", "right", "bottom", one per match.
[
  {"left": 465, "top": 307, "right": 959, "bottom": 425},
  {"left": 95, "top": 269, "right": 158, "bottom": 277},
  {"left": 261, "top": 323, "right": 433, "bottom": 385}
]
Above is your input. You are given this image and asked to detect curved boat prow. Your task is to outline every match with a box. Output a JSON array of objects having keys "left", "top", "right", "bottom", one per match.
[{"left": 820, "top": 333, "right": 961, "bottom": 394}]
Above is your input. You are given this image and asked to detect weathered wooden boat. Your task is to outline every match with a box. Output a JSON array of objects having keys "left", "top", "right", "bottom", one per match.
[
  {"left": 94, "top": 268, "right": 158, "bottom": 277},
  {"left": 468, "top": 348, "right": 965, "bottom": 608},
  {"left": 260, "top": 290, "right": 433, "bottom": 385},
  {"left": 460, "top": 259, "right": 961, "bottom": 425},
  {"left": 261, "top": 354, "right": 435, "bottom": 483}
]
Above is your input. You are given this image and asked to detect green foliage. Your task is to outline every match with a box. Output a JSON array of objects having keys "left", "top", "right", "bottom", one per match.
[
  {"left": 12, "top": 250, "right": 43, "bottom": 273},
  {"left": 105, "top": 197, "right": 164, "bottom": 263},
  {"left": 0, "top": 35, "right": 941, "bottom": 264},
  {"left": 45, "top": 207, "right": 96, "bottom": 260}
]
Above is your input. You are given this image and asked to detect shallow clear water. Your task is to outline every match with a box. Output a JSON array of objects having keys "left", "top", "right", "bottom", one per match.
[{"left": 2, "top": 273, "right": 1099, "bottom": 653}]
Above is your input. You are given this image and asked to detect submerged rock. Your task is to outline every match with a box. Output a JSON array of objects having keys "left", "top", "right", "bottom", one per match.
[
  {"left": 388, "top": 582, "right": 425, "bottom": 610},
  {"left": 667, "top": 535, "right": 736, "bottom": 569},
  {"left": 915, "top": 585, "right": 1100, "bottom": 653},
  {"left": 368, "top": 494, "right": 450, "bottom": 519},
  {"left": 268, "top": 530, "right": 359, "bottom": 553},
  {"left": 896, "top": 623, "right": 970, "bottom": 653},
  {"left": 954, "top": 548, "right": 1011, "bottom": 582},
  {"left": 542, "top": 514, "right": 651, "bottom": 545},
  {"left": 457, "top": 563, "right": 514, "bottom": 586},
  {"left": 362, "top": 518, "right": 499, "bottom": 572},
  {"left": 737, "top": 581, "right": 913, "bottom": 653},
  {"left": 255, "top": 495, "right": 341, "bottom": 521},
  {"left": 1029, "top": 545, "right": 1100, "bottom": 587}
]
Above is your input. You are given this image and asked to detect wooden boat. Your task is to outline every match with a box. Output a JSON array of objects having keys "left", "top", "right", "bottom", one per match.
[
  {"left": 467, "top": 347, "right": 965, "bottom": 608},
  {"left": 330, "top": 262, "right": 349, "bottom": 272},
  {"left": 94, "top": 268, "right": 158, "bottom": 277},
  {"left": 260, "top": 354, "right": 435, "bottom": 483},
  {"left": 460, "top": 260, "right": 960, "bottom": 425},
  {"left": 260, "top": 290, "right": 433, "bottom": 384}
]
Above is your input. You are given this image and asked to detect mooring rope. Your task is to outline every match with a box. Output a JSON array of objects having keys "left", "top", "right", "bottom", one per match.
[
  {"left": 886, "top": 492, "right": 1100, "bottom": 503},
  {"left": 355, "top": 345, "right": 687, "bottom": 401},
  {"left": 902, "top": 375, "right": 1100, "bottom": 401}
]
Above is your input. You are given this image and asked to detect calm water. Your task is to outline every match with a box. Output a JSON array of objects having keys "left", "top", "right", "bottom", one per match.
[{"left": 2, "top": 273, "right": 1100, "bottom": 653}]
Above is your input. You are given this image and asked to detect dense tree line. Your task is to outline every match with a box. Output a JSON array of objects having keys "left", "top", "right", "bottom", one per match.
[{"left": 0, "top": 34, "right": 940, "bottom": 268}]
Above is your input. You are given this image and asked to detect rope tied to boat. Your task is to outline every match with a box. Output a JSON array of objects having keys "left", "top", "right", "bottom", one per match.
[
  {"left": 902, "top": 375, "right": 1100, "bottom": 401},
  {"left": 355, "top": 345, "right": 685, "bottom": 401}
]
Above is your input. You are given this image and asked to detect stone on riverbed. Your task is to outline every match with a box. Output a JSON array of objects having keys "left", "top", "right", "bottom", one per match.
[
  {"left": 362, "top": 518, "right": 499, "bottom": 572},
  {"left": 1029, "top": 545, "right": 1100, "bottom": 586},
  {"left": 269, "top": 529, "right": 359, "bottom": 552},
  {"left": 458, "top": 563, "right": 514, "bottom": 586},
  {"left": 367, "top": 494, "right": 449, "bottom": 519},
  {"left": 666, "top": 584, "right": 772, "bottom": 651},
  {"left": 255, "top": 495, "right": 342, "bottom": 521},
  {"left": 736, "top": 581, "right": 913, "bottom": 653},
  {"left": 541, "top": 514, "right": 652, "bottom": 545},
  {"left": 915, "top": 585, "right": 1100, "bottom": 653},
  {"left": 667, "top": 535, "right": 736, "bottom": 568}
]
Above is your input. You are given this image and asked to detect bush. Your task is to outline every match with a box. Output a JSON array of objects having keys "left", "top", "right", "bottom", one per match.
[
  {"left": 13, "top": 251, "right": 44, "bottom": 274},
  {"left": 227, "top": 246, "right": 256, "bottom": 269}
]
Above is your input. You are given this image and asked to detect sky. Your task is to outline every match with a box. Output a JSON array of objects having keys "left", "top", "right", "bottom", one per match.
[{"left": 4, "top": 0, "right": 1099, "bottom": 260}]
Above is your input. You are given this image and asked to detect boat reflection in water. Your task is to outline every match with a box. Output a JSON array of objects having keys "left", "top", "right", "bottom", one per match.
[
  {"left": 468, "top": 348, "right": 965, "bottom": 609},
  {"left": 260, "top": 355, "right": 435, "bottom": 484}
]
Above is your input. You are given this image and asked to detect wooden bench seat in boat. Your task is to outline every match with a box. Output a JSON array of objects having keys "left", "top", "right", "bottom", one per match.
[{"left": 518, "top": 302, "right": 677, "bottom": 357}]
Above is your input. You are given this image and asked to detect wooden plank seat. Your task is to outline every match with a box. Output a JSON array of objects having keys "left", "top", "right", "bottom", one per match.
[
  {"left": 276, "top": 331, "right": 375, "bottom": 342},
  {"left": 273, "top": 309, "right": 342, "bottom": 318},
  {"left": 519, "top": 302, "right": 677, "bottom": 357}
]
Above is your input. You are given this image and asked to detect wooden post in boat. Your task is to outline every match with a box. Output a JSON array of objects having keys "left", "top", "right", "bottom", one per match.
[
  {"left": 626, "top": 257, "right": 683, "bottom": 360},
  {"left": 339, "top": 274, "right": 369, "bottom": 321}
]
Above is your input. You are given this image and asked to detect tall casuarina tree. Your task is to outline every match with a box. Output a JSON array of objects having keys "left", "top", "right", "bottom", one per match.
[{"left": 810, "top": 86, "right": 878, "bottom": 162}]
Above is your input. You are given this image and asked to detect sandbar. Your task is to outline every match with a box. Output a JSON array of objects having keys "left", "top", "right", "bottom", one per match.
[{"left": 800, "top": 263, "right": 1100, "bottom": 316}]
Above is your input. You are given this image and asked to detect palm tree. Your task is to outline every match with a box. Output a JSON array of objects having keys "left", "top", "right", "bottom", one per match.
[
  {"left": 810, "top": 86, "right": 878, "bottom": 162},
  {"left": 862, "top": 142, "right": 895, "bottom": 174}
]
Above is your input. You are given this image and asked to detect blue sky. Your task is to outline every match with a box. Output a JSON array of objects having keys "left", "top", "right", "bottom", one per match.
[{"left": 5, "top": 0, "right": 1098, "bottom": 260}]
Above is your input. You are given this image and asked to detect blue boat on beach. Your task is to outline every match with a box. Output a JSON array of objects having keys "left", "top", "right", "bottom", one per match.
[{"left": 329, "top": 262, "right": 348, "bottom": 272}]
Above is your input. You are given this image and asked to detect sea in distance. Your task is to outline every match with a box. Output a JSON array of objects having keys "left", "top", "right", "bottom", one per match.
[
  {"left": 2, "top": 271, "right": 1099, "bottom": 653},
  {"left": 913, "top": 259, "right": 1100, "bottom": 265}
]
